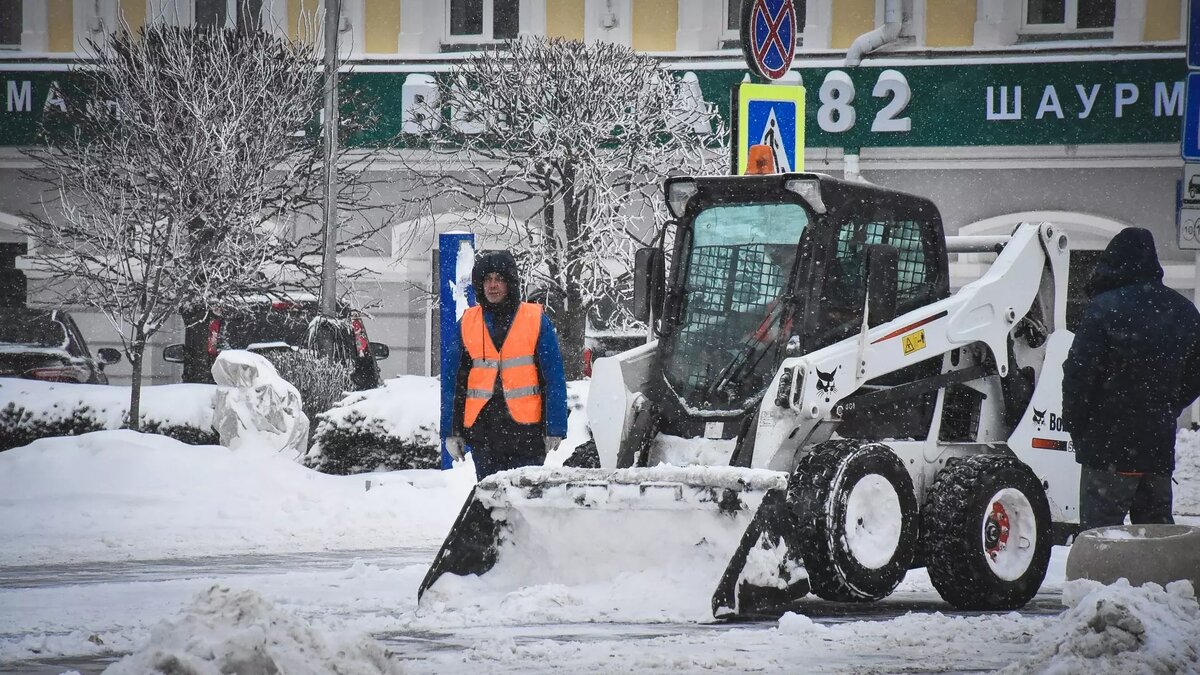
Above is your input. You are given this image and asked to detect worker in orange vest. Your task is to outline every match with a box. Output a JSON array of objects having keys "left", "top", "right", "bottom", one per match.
[{"left": 440, "top": 250, "right": 569, "bottom": 480}]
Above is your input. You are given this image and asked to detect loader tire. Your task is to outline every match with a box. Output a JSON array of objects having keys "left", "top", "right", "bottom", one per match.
[
  {"left": 922, "top": 455, "right": 1052, "bottom": 610},
  {"left": 789, "top": 440, "right": 918, "bottom": 602},
  {"left": 563, "top": 439, "right": 601, "bottom": 468}
]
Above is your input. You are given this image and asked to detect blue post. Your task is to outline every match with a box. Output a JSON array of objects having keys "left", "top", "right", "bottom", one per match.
[{"left": 439, "top": 232, "right": 476, "bottom": 469}]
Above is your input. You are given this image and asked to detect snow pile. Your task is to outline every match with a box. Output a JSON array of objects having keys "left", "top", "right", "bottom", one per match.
[
  {"left": 776, "top": 611, "right": 829, "bottom": 635},
  {"left": 417, "top": 465, "right": 784, "bottom": 623},
  {"left": 652, "top": 434, "right": 737, "bottom": 466},
  {"left": 0, "top": 430, "right": 476, "bottom": 566},
  {"left": 1000, "top": 579, "right": 1200, "bottom": 674},
  {"left": 314, "top": 375, "right": 441, "bottom": 449},
  {"left": 0, "top": 377, "right": 218, "bottom": 443},
  {"left": 106, "top": 585, "right": 402, "bottom": 675}
]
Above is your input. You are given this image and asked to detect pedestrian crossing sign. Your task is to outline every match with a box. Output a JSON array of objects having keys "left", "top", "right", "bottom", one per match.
[{"left": 736, "top": 82, "right": 806, "bottom": 175}]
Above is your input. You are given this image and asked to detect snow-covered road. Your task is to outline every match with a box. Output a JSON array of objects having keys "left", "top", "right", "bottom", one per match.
[
  {"left": 1, "top": 429, "right": 1198, "bottom": 673},
  {"left": 3, "top": 547, "right": 1070, "bottom": 674}
]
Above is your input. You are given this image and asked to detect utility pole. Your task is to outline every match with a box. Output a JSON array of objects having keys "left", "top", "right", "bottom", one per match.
[{"left": 319, "top": 0, "right": 341, "bottom": 316}]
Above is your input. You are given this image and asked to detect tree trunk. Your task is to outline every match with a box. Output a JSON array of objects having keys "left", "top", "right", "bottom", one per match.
[
  {"left": 180, "top": 306, "right": 211, "bottom": 384},
  {"left": 127, "top": 329, "right": 145, "bottom": 432},
  {"left": 559, "top": 284, "right": 587, "bottom": 381}
]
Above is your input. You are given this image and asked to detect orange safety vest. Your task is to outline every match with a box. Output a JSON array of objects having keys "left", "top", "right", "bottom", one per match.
[{"left": 461, "top": 302, "right": 544, "bottom": 428}]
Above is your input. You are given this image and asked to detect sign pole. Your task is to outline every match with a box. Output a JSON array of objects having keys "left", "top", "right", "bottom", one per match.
[
  {"left": 1185, "top": 0, "right": 1200, "bottom": 425},
  {"left": 734, "top": 0, "right": 804, "bottom": 176},
  {"left": 319, "top": 0, "right": 341, "bottom": 317}
]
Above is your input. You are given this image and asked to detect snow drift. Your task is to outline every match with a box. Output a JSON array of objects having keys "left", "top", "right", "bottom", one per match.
[{"left": 106, "top": 585, "right": 403, "bottom": 675}]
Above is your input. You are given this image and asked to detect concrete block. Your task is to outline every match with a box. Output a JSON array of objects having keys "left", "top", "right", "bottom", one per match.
[{"left": 1066, "top": 524, "right": 1200, "bottom": 590}]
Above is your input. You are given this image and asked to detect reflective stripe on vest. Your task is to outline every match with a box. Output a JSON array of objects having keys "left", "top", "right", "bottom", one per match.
[{"left": 461, "top": 302, "right": 544, "bottom": 427}]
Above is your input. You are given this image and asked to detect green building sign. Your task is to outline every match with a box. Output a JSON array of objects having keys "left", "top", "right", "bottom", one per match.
[{"left": 1, "top": 55, "right": 1187, "bottom": 150}]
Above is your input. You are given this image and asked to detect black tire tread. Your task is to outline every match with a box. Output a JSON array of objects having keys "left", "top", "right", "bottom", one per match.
[
  {"left": 921, "top": 454, "right": 1052, "bottom": 610},
  {"left": 790, "top": 439, "right": 918, "bottom": 602}
]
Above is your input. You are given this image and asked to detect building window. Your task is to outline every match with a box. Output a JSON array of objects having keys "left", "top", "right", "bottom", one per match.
[
  {"left": 195, "top": 0, "right": 264, "bottom": 30},
  {"left": 0, "top": 0, "right": 21, "bottom": 48},
  {"left": 147, "top": 0, "right": 268, "bottom": 30},
  {"left": 447, "top": 0, "right": 519, "bottom": 43},
  {"left": 1023, "top": 0, "right": 1114, "bottom": 35},
  {"left": 721, "top": 0, "right": 806, "bottom": 50}
]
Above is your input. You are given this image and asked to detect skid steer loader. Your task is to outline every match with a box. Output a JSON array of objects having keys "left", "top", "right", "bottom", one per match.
[{"left": 418, "top": 171, "right": 1079, "bottom": 618}]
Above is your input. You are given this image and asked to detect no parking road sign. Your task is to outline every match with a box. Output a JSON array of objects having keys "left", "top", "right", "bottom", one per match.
[
  {"left": 741, "top": 0, "right": 797, "bottom": 81},
  {"left": 736, "top": 82, "right": 806, "bottom": 175}
]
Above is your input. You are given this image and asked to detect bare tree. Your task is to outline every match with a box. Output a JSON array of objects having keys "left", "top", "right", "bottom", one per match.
[
  {"left": 22, "top": 24, "right": 391, "bottom": 429},
  {"left": 399, "top": 36, "right": 726, "bottom": 378}
]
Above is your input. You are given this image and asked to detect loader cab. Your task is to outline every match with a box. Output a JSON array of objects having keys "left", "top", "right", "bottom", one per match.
[
  {"left": 652, "top": 174, "right": 948, "bottom": 438},
  {"left": 658, "top": 175, "right": 813, "bottom": 415},
  {"left": 802, "top": 179, "right": 950, "bottom": 352}
]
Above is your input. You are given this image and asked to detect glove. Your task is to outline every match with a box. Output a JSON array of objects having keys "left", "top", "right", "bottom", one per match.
[
  {"left": 544, "top": 436, "right": 563, "bottom": 454},
  {"left": 445, "top": 436, "right": 465, "bottom": 461}
]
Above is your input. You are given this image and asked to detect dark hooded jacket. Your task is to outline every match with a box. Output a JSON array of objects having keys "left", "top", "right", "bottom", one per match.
[
  {"left": 1062, "top": 228, "right": 1200, "bottom": 473},
  {"left": 439, "top": 250, "right": 568, "bottom": 442}
]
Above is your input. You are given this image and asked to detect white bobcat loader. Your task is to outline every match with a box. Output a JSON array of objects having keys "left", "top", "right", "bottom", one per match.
[{"left": 418, "top": 172, "right": 1078, "bottom": 618}]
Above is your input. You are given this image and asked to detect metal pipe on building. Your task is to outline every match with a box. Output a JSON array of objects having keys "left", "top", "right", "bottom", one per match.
[{"left": 844, "top": 0, "right": 902, "bottom": 67}]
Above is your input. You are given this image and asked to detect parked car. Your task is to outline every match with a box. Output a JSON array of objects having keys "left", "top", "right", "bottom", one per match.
[
  {"left": 0, "top": 308, "right": 121, "bottom": 384},
  {"left": 163, "top": 294, "right": 389, "bottom": 391}
]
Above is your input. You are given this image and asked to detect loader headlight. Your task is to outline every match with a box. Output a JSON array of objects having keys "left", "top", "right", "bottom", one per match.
[
  {"left": 784, "top": 179, "right": 826, "bottom": 214},
  {"left": 666, "top": 179, "right": 698, "bottom": 218}
]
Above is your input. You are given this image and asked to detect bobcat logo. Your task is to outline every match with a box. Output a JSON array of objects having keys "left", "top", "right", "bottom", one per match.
[
  {"left": 815, "top": 366, "right": 839, "bottom": 396},
  {"left": 1031, "top": 408, "right": 1046, "bottom": 430}
]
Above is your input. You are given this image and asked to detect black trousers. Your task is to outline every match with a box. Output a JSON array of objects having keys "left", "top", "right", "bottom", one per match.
[
  {"left": 463, "top": 397, "right": 545, "bottom": 481},
  {"left": 1078, "top": 464, "right": 1174, "bottom": 531}
]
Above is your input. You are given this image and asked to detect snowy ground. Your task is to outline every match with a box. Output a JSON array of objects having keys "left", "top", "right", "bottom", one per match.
[{"left": 1, "top": 410, "right": 1199, "bottom": 672}]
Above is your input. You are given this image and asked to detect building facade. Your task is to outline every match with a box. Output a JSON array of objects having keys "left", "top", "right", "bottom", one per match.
[{"left": 1, "top": 0, "right": 1194, "bottom": 387}]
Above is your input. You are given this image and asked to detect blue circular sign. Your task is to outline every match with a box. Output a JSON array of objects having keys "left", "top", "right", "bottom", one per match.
[{"left": 741, "top": 0, "right": 796, "bottom": 81}]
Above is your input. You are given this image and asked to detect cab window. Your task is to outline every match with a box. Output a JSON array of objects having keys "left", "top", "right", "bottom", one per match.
[{"left": 815, "top": 216, "right": 938, "bottom": 345}]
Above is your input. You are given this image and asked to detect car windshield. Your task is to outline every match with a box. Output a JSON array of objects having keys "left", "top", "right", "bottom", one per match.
[
  {"left": 664, "top": 202, "right": 808, "bottom": 411},
  {"left": 0, "top": 312, "right": 67, "bottom": 348}
]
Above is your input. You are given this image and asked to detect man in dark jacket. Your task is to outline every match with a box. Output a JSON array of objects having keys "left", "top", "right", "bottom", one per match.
[
  {"left": 1062, "top": 227, "right": 1200, "bottom": 530},
  {"left": 439, "top": 250, "right": 569, "bottom": 480}
]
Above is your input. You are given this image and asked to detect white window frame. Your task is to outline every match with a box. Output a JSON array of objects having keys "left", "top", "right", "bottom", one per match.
[
  {"left": 1, "top": 0, "right": 44, "bottom": 51},
  {"left": 1021, "top": 0, "right": 1114, "bottom": 35},
  {"left": 720, "top": 0, "right": 741, "bottom": 44},
  {"left": 444, "top": 0, "right": 523, "bottom": 45}
]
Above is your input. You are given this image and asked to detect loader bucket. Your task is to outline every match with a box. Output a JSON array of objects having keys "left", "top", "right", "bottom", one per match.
[{"left": 417, "top": 466, "right": 810, "bottom": 620}]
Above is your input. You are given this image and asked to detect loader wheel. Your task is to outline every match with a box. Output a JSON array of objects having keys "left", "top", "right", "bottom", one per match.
[
  {"left": 562, "top": 439, "right": 601, "bottom": 468},
  {"left": 789, "top": 440, "right": 918, "bottom": 602},
  {"left": 922, "top": 455, "right": 1052, "bottom": 610}
]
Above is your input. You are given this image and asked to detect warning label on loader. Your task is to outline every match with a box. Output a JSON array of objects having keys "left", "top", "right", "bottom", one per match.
[{"left": 902, "top": 329, "right": 926, "bottom": 355}]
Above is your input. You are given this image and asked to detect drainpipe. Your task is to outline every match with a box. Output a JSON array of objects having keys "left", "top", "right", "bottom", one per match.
[{"left": 844, "top": 0, "right": 902, "bottom": 67}]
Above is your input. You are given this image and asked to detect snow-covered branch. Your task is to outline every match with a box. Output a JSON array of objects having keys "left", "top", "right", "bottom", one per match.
[
  {"left": 395, "top": 36, "right": 728, "bottom": 377},
  {"left": 20, "top": 24, "right": 395, "bottom": 426}
]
